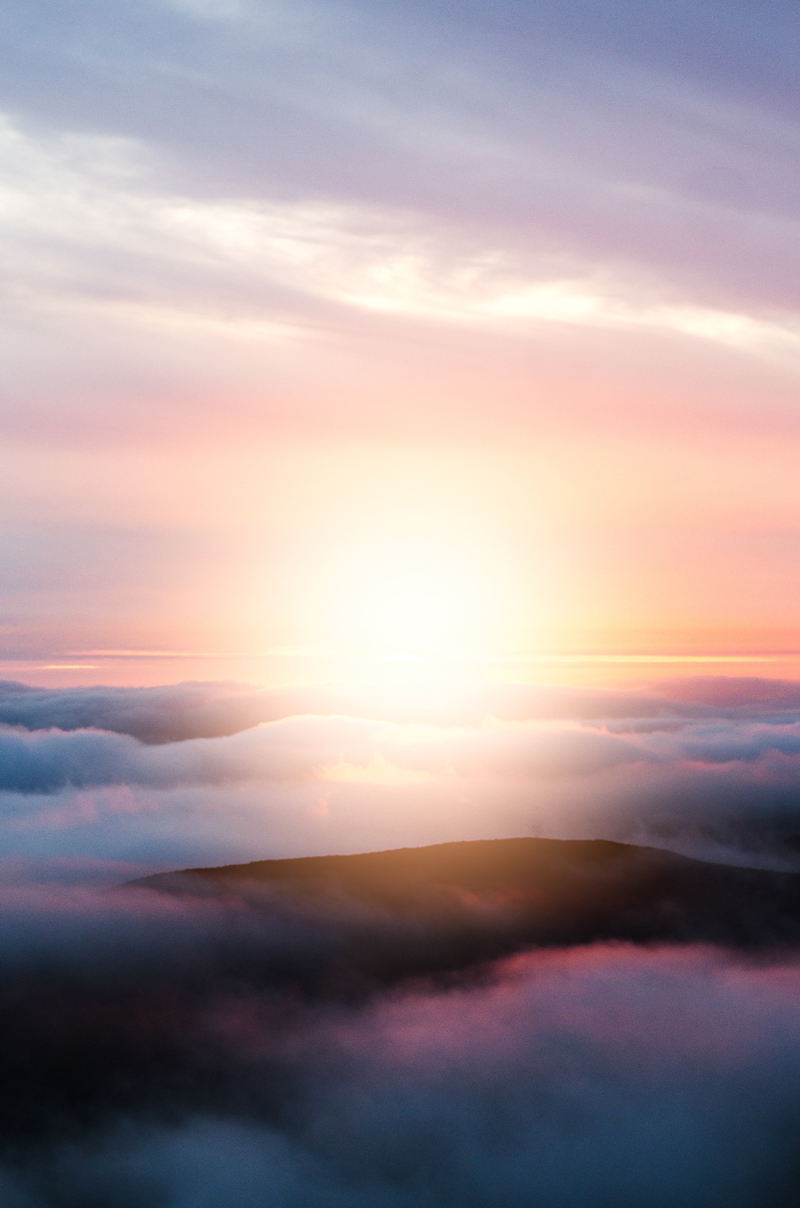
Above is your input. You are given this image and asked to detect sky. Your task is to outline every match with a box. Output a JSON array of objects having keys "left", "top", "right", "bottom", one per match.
[
  {"left": 2, "top": 0, "right": 800, "bottom": 685},
  {"left": 8, "top": 9, "right": 800, "bottom": 1203},
  {"left": 3, "top": 0, "right": 800, "bottom": 879}
]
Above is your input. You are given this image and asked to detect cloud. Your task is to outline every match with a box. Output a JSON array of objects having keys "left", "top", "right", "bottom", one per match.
[
  {"left": 4, "top": 683, "right": 800, "bottom": 1204},
  {"left": 2, "top": 110, "right": 798, "bottom": 363},
  {"left": 2, "top": 884, "right": 800, "bottom": 1206},
  {"left": 7, "top": 702, "right": 800, "bottom": 796},
  {"left": 0, "top": 715, "right": 650, "bottom": 794},
  {"left": 7, "top": 678, "right": 800, "bottom": 877},
  {"left": 3, "top": 0, "right": 800, "bottom": 450},
  {"left": 3, "top": 676, "right": 800, "bottom": 742},
  {"left": 7, "top": 679, "right": 800, "bottom": 792}
]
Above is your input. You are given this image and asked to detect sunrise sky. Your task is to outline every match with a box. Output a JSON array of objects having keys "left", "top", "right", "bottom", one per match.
[
  {"left": 3, "top": 0, "right": 800, "bottom": 687},
  {"left": 8, "top": 14, "right": 800, "bottom": 1203}
]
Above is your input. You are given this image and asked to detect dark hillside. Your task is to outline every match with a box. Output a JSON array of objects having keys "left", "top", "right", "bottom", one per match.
[{"left": 132, "top": 838, "right": 800, "bottom": 975}]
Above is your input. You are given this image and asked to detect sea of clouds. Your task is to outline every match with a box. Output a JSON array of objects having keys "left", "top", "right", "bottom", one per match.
[
  {"left": 3, "top": 675, "right": 800, "bottom": 884},
  {"left": 3, "top": 887, "right": 800, "bottom": 1207},
  {"left": 4, "top": 676, "right": 800, "bottom": 1205}
]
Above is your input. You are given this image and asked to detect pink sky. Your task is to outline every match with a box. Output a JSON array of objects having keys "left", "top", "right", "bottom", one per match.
[{"left": 2, "top": 0, "right": 800, "bottom": 688}]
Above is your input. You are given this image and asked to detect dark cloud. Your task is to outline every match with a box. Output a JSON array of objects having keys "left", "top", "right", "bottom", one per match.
[
  {"left": 2, "top": 883, "right": 800, "bottom": 1205},
  {"left": 0, "top": 680, "right": 307, "bottom": 743}
]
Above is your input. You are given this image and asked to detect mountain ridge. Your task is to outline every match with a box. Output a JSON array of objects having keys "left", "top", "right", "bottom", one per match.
[{"left": 128, "top": 838, "right": 800, "bottom": 977}]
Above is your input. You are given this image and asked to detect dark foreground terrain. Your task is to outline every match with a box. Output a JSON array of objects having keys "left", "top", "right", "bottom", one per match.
[{"left": 134, "top": 837, "right": 800, "bottom": 979}]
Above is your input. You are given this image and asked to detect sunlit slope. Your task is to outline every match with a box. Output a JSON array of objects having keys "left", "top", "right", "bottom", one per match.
[{"left": 133, "top": 839, "right": 800, "bottom": 970}]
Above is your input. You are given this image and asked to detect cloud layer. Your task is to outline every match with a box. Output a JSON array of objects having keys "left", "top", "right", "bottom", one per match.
[
  {"left": 6, "top": 677, "right": 800, "bottom": 882},
  {"left": 2, "top": 886, "right": 800, "bottom": 1206},
  {"left": 3, "top": 677, "right": 800, "bottom": 1204}
]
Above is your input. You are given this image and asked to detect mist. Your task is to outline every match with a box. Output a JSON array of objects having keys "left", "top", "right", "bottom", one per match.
[
  {"left": 5, "top": 678, "right": 800, "bottom": 884},
  {"left": 2, "top": 882, "right": 800, "bottom": 1207}
]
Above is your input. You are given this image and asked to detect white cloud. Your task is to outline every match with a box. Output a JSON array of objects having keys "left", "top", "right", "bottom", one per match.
[
  {"left": 3, "top": 114, "right": 799, "bottom": 362},
  {"left": 5, "top": 687, "right": 800, "bottom": 876}
]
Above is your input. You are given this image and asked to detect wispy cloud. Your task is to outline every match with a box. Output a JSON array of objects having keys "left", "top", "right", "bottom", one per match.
[{"left": 4, "top": 113, "right": 800, "bottom": 364}]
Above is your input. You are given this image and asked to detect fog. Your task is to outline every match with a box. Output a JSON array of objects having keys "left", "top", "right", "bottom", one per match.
[{"left": 2, "top": 885, "right": 800, "bottom": 1206}]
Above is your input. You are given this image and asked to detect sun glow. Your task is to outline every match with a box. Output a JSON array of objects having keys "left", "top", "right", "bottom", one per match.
[{"left": 316, "top": 529, "right": 517, "bottom": 656}]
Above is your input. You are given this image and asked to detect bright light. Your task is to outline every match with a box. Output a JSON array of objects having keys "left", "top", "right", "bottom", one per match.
[
  {"left": 319, "top": 530, "right": 508, "bottom": 656},
  {"left": 245, "top": 446, "right": 557, "bottom": 662},
  {"left": 356, "top": 552, "right": 469, "bottom": 653}
]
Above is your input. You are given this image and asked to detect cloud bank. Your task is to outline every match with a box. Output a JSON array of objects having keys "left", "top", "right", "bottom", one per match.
[
  {"left": 3, "top": 677, "right": 800, "bottom": 1204},
  {"left": 5, "top": 677, "right": 800, "bottom": 882},
  {"left": 2, "top": 886, "right": 800, "bottom": 1206}
]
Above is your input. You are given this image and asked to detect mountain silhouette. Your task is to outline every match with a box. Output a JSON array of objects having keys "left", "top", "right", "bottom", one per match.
[{"left": 131, "top": 838, "right": 800, "bottom": 980}]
